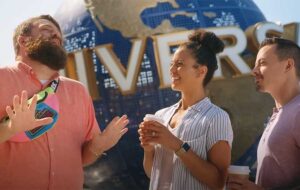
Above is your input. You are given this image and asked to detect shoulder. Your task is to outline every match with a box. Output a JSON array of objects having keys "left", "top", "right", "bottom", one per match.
[
  {"left": 207, "top": 103, "right": 230, "bottom": 120},
  {"left": 59, "top": 76, "right": 85, "bottom": 87},
  {"left": 0, "top": 65, "right": 18, "bottom": 75},
  {"left": 291, "top": 103, "right": 300, "bottom": 130},
  {"left": 58, "top": 76, "right": 90, "bottom": 95},
  {"left": 155, "top": 103, "right": 179, "bottom": 117},
  {"left": 0, "top": 65, "right": 21, "bottom": 85},
  {"left": 282, "top": 95, "right": 300, "bottom": 128}
]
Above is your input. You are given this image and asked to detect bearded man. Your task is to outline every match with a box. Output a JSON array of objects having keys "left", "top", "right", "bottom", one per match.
[{"left": 0, "top": 15, "right": 129, "bottom": 190}]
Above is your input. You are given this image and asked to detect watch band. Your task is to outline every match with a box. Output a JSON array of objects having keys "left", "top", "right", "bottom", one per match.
[{"left": 175, "top": 142, "right": 190, "bottom": 156}]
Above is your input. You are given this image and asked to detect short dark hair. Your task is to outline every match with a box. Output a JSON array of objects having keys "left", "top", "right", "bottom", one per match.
[
  {"left": 180, "top": 30, "right": 224, "bottom": 86},
  {"left": 260, "top": 37, "right": 300, "bottom": 77},
  {"left": 13, "top": 15, "right": 61, "bottom": 54}
]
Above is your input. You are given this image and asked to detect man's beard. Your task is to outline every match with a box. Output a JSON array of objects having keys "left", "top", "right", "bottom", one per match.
[{"left": 25, "top": 37, "right": 67, "bottom": 71}]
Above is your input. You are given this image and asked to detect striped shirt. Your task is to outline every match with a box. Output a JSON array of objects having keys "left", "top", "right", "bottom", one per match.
[{"left": 149, "top": 97, "right": 233, "bottom": 190}]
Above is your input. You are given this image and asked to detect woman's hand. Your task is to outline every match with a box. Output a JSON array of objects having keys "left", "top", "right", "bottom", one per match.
[{"left": 139, "top": 120, "right": 182, "bottom": 151}]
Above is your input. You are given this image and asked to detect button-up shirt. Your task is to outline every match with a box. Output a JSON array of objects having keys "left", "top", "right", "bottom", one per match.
[
  {"left": 0, "top": 62, "right": 100, "bottom": 190},
  {"left": 149, "top": 98, "right": 233, "bottom": 190}
]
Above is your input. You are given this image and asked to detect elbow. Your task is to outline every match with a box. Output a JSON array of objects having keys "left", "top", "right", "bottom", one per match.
[
  {"left": 211, "top": 182, "right": 225, "bottom": 190},
  {"left": 205, "top": 173, "right": 227, "bottom": 190},
  {"left": 206, "top": 183, "right": 225, "bottom": 190}
]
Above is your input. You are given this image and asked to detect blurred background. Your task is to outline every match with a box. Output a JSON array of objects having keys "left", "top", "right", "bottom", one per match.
[{"left": 0, "top": 1, "right": 299, "bottom": 189}]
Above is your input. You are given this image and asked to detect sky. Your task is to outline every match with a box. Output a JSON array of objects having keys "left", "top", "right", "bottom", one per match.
[{"left": 0, "top": 0, "right": 299, "bottom": 67}]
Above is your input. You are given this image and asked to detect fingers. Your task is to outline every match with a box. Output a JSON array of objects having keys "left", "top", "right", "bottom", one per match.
[
  {"left": 13, "top": 95, "right": 21, "bottom": 111},
  {"left": 9, "top": 91, "right": 36, "bottom": 113},
  {"left": 120, "top": 128, "right": 128, "bottom": 136},
  {"left": 226, "top": 176, "right": 245, "bottom": 190},
  {"left": 227, "top": 176, "right": 244, "bottom": 184},
  {"left": 116, "top": 115, "right": 129, "bottom": 127},
  {"left": 35, "top": 117, "right": 53, "bottom": 127},
  {"left": 105, "top": 115, "right": 129, "bottom": 138},
  {"left": 6, "top": 106, "right": 14, "bottom": 119},
  {"left": 110, "top": 115, "right": 129, "bottom": 130},
  {"left": 20, "top": 91, "right": 28, "bottom": 111},
  {"left": 143, "top": 120, "right": 163, "bottom": 126},
  {"left": 142, "top": 121, "right": 163, "bottom": 132},
  {"left": 110, "top": 116, "right": 120, "bottom": 124},
  {"left": 28, "top": 94, "right": 38, "bottom": 111}
]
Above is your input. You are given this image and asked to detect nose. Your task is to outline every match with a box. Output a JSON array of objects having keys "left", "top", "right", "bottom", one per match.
[
  {"left": 169, "top": 63, "right": 176, "bottom": 73},
  {"left": 51, "top": 32, "right": 62, "bottom": 46},
  {"left": 251, "top": 65, "right": 258, "bottom": 76}
]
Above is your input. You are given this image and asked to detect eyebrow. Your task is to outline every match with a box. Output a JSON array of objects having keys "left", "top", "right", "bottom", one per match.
[
  {"left": 255, "top": 58, "right": 265, "bottom": 65},
  {"left": 171, "top": 59, "right": 184, "bottom": 63},
  {"left": 39, "top": 24, "right": 55, "bottom": 30}
]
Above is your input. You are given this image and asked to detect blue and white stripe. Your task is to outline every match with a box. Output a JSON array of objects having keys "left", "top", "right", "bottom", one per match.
[{"left": 149, "top": 97, "right": 233, "bottom": 190}]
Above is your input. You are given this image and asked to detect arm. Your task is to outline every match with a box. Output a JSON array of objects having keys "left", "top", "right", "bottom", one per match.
[
  {"left": 143, "top": 149, "right": 155, "bottom": 178},
  {"left": 0, "top": 119, "right": 15, "bottom": 143},
  {"left": 227, "top": 177, "right": 300, "bottom": 190},
  {"left": 138, "top": 121, "right": 155, "bottom": 177},
  {"left": 82, "top": 115, "right": 129, "bottom": 166},
  {"left": 143, "top": 119, "right": 232, "bottom": 189},
  {"left": 0, "top": 91, "right": 52, "bottom": 143},
  {"left": 179, "top": 140, "right": 231, "bottom": 189}
]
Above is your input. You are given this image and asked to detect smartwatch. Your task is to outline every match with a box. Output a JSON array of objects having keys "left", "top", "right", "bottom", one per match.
[{"left": 175, "top": 142, "right": 190, "bottom": 156}]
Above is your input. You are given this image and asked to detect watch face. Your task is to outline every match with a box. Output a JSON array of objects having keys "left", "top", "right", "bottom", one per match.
[{"left": 182, "top": 142, "right": 190, "bottom": 152}]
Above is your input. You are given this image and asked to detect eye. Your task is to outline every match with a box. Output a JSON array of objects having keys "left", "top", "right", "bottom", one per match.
[
  {"left": 259, "top": 61, "right": 266, "bottom": 66},
  {"left": 177, "top": 61, "right": 183, "bottom": 66},
  {"left": 170, "top": 60, "right": 184, "bottom": 68},
  {"left": 255, "top": 60, "right": 266, "bottom": 67}
]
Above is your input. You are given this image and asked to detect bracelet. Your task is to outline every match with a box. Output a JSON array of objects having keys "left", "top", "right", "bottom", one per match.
[{"left": 89, "top": 148, "right": 107, "bottom": 157}]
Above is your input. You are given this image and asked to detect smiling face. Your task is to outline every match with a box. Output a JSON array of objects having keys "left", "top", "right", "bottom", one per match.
[
  {"left": 170, "top": 47, "right": 206, "bottom": 92},
  {"left": 252, "top": 44, "right": 287, "bottom": 93}
]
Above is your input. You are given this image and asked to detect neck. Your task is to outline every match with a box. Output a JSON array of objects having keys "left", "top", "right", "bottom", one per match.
[
  {"left": 270, "top": 80, "right": 300, "bottom": 108},
  {"left": 180, "top": 87, "right": 206, "bottom": 110},
  {"left": 16, "top": 56, "right": 57, "bottom": 80}
]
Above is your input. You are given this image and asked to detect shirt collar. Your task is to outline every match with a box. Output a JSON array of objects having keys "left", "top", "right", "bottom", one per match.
[
  {"left": 17, "top": 62, "right": 59, "bottom": 81},
  {"left": 17, "top": 61, "right": 60, "bottom": 88},
  {"left": 173, "top": 97, "right": 212, "bottom": 112},
  {"left": 17, "top": 61, "right": 34, "bottom": 75}
]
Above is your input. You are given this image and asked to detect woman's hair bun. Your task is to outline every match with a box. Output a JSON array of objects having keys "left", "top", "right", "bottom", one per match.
[{"left": 188, "top": 30, "right": 224, "bottom": 54}]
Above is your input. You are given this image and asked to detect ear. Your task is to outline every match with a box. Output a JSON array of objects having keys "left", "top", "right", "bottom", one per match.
[
  {"left": 285, "top": 58, "right": 295, "bottom": 72},
  {"left": 17, "top": 35, "right": 29, "bottom": 48},
  {"left": 196, "top": 65, "right": 207, "bottom": 78}
]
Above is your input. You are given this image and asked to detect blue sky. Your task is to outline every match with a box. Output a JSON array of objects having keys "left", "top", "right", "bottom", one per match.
[
  {"left": 0, "top": 0, "right": 299, "bottom": 67},
  {"left": 253, "top": 0, "right": 300, "bottom": 24}
]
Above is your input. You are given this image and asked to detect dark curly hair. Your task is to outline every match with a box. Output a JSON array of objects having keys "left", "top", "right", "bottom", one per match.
[{"left": 180, "top": 30, "right": 224, "bottom": 86}]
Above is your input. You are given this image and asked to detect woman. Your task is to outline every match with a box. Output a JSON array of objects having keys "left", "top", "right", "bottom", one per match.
[{"left": 138, "top": 30, "right": 233, "bottom": 190}]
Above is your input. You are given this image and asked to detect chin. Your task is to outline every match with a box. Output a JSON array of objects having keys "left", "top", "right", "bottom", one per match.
[
  {"left": 171, "top": 85, "right": 181, "bottom": 92},
  {"left": 255, "top": 85, "right": 265, "bottom": 92}
]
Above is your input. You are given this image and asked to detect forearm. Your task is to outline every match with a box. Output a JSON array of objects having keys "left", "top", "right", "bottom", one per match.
[
  {"left": 178, "top": 150, "right": 227, "bottom": 189},
  {"left": 0, "top": 120, "right": 14, "bottom": 143},
  {"left": 270, "top": 182, "right": 300, "bottom": 190},
  {"left": 82, "top": 134, "right": 106, "bottom": 166},
  {"left": 143, "top": 150, "right": 154, "bottom": 178}
]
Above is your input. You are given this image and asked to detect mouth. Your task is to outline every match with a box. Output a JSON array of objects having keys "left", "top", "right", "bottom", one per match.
[
  {"left": 171, "top": 76, "right": 180, "bottom": 82},
  {"left": 254, "top": 75, "right": 263, "bottom": 85}
]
